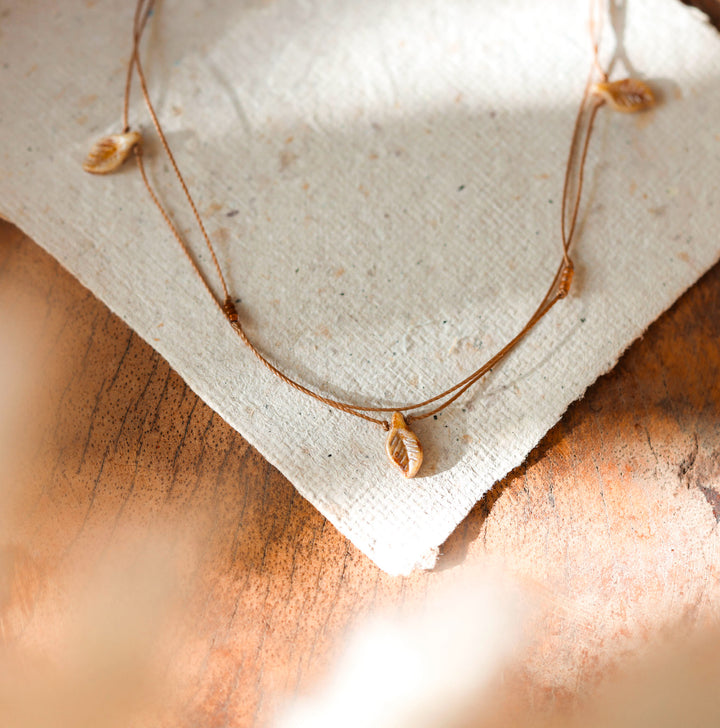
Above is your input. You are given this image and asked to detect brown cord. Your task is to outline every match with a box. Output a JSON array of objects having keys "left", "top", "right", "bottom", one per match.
[
  {"left": 122, "top": 0, "right": 610, "bottom": 430},
  {"left": 222, "top": 296, "right": 239, "bottom": 324},
  {"left": 129, "top": 0, "right": 230, "bottom": 305}
]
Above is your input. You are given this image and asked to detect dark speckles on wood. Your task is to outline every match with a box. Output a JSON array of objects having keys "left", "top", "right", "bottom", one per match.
[{"left": 678, "top": 434, "right": 699, "bottom": 487}]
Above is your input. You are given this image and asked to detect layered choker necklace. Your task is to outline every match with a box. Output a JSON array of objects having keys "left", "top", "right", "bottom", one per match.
[{"left": 83, "top": 0, "right": 655, "bottom": 478}]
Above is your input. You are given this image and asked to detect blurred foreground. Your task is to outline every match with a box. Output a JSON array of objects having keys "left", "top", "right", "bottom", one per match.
[{"left": 2, "top": 221, "right": 720, "bottom": 728}]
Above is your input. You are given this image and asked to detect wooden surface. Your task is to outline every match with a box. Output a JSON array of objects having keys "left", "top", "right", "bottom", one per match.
[{"left": 1, "top": 218, "right": 720, "bottom": 726}]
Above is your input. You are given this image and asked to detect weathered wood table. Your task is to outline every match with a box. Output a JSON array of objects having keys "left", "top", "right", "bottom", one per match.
[{"left": 1, "top": 218, "right": 719, "bottom": 726}]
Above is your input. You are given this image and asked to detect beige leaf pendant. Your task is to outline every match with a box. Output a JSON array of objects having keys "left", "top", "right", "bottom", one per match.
[
  {"left": 386, "top": 412, "right": 423, "bottom": 478},
  {"left": 592, "top": 78, "right": 655, "bottom": 113},
  {"left": 83, "top": 131, "right": 142, "bottom": 174}
]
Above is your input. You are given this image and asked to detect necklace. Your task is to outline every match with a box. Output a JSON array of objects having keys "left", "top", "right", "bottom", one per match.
[{"left": 83, "top": 0, "right": 655, "bottom": 478}]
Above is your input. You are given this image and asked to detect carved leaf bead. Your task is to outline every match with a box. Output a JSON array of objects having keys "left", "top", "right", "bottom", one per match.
[
  {"left": 592, "top": 78, "right": 655, "bottom": 113},
  {"left": 386, "top": 412, "right": 423, "bottom": 478},
  {"left": 83, "top": 131, "right": 142, "bottom": 174}
]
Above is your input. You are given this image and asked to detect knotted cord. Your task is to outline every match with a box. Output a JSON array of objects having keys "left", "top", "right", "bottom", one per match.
[{"left": 122, "top": 0, "right": 611, "bottom": 430}]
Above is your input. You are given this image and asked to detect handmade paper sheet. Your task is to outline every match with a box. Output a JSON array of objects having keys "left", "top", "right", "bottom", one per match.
[{"left": 2, "top": 0, "right": 719, "bottom": 573}]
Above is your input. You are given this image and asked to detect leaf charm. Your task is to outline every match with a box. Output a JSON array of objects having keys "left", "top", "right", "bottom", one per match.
[
  {"left": 386, "top": 412, "right": 423, "bottom": 478},
  {"left": 83, "top": 131, "right": 142, "bottom": 174},
  {"left": 592, "top": 78, "right": 655, "bottom": 113}
]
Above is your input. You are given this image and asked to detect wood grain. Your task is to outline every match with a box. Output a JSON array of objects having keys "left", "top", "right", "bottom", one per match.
[{"left": 1, "top": 219, "right": 720, "bottom": 726}]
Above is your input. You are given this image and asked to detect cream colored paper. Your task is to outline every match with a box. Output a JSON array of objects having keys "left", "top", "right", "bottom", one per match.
[{"left": 1, "top": 0, "right": 718, "bottom": 574}]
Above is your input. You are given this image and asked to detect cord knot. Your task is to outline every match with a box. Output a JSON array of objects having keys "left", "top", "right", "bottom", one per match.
[
  {"left": 557, "top": 259, "right": 574, "bottom": 299},
  {"left": 223, "top": 296, "right": 239, "bottom": 324}
]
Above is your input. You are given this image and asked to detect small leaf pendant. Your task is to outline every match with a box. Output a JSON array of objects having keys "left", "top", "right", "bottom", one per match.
[
  {"left": 83, "top": 131, "right": 142, "bottom": 174},
  {"left": 386, "top": 412, "right": 423, "bottom": 478},
  {"left": 592, "top": 78, "right": 655, "bottom": 113}
]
